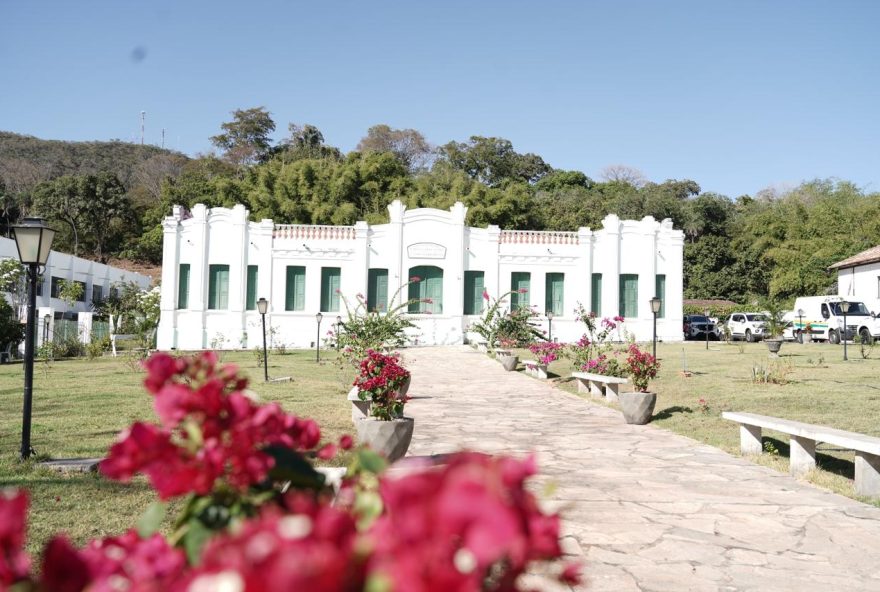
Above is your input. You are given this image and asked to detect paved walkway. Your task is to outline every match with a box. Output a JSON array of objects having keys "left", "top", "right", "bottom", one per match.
[{"left": 403, "top": 347, "right": 880, "bottom": 592}]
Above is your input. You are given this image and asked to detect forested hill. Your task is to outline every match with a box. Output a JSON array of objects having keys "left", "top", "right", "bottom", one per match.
[
  {"left": 0, "top": 131, "right": 188, "bottom": 192},
  {"left": 1, "top": 111, "right": 879, "bottom": 306}
]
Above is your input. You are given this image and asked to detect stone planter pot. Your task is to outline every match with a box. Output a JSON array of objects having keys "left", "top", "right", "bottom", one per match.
[
  {"left": 765, "top": 339, "right": 783, "bottom": 356},
  {"left": 355, "top": 417, "right": 415, "bottom": 463},
  {"left": 498, "top": 355, "right": 519, "bottom": 372},
  {"left": 619, "top": 391, "right": 657, "bottom": 425},
  {"left": 397, "top": 374, "right": 412, "bottom": 400}
]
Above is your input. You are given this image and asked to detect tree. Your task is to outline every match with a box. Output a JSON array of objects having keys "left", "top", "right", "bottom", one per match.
[
  {"left": 599, "top": 164, "right": 647, "bottom": 187},
  {"left": 437, "top": 136, "right": 551, "bottom": 187},
  {"left": 210, "top": 107, "right": 276, "bottom": 167},
  {"left": 357, "top": 124, "right": 434, "bottom": 171},
  {"left": 276, "top": 124, "right": 341, "bottom": 162}
]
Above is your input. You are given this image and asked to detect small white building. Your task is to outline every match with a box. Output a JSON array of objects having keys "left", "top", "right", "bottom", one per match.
[
  {"left": 831, "top": 245, "right": 880, "bottom": 313},
  {"left": 1, "top": 236, "right": 152, "bottom": 315},
  {"left": 157, "top": 200, "right": 684, "bottom": 350}
]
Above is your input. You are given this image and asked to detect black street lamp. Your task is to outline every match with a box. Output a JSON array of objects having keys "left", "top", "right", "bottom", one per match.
[
  {"left": 840, "top": 300, "right": 850, "bottom": 361},
  {"left": 546, "top": 310, "right": 554, "bottom": 342},
  {"left": 257, "top": 298, "right": 269, "bottom": 382},
  {"left": 315, "top": 312, "right": 323, "bottom": 363},
  {"left": 649, "top": 297, "right": 662, "bottom": 359},
  {"left": 797, "top": 308, "right": 805, "bottom": 343},
  {"left": 335, "top": 315, "right": 343, "bottom": 351},
  {"left": 12, "top": 217, "right": 55, "bottom": 461},
  {"left": 704, "top": 309, "right": 711, "bottom": 350}
]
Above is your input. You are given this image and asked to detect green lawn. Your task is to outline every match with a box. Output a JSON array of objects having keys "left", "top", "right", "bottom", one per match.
[
  {"left": 0, "top": 350, "right": 354, "bottom": 553},
  {"left": 521, "top": 339, "right": 880, "bottom": 503}
]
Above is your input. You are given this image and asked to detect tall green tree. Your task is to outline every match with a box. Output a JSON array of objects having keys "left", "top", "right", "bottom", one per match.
[
  {"left": 437, "top": 136, "right": 551, "bottom": 187},
  {"left": 357, "top": 124, "right": 434, "bottom": 172},
  {"left": 211, "top": 107, "right": 276, "bottom": 167}
]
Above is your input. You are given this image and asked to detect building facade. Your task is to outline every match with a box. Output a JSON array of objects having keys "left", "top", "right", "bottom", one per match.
[
  {"left": 157, "top": 200, "right": 685, "bottom": 351},
  {"left": 831, "top": 245, "right": 880, "bottom": 314}
]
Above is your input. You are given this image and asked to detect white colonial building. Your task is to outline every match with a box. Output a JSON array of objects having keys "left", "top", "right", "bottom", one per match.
[
  {"left": 157, "top": 200, "right": 684, "bottom": 351},
  {"left": 831, "top": 245, "right": 880, "bottom": 314}
]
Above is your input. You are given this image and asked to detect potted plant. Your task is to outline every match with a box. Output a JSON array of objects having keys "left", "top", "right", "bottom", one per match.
[
  {"left": 761, "top": 300, "right": 786, "bottom": 356},
  {"left": 352, "top": 349, "right": 414, "bottom": 462},
  {"left": 619, "top": 343, "right": 660, "bottom": 425}
]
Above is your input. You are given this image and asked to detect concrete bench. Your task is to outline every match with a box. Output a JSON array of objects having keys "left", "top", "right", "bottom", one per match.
[
  {"left": 493, "top": 348, "right": 513, "bottom": 358},
  {"left": 722, "top": 411, "right": 880, "bottom": 497},
  {"left": 523, "top": 360, "right": 548, "bottom": 379},
  {"left": 472, "top": 338, "right": 489, "bottom": 353},
  {"left": 571, "top": 371, "right": 629, "bottom": 402},
  {"left": 110, "top": 334, "right": 139, "bottom": 357}
]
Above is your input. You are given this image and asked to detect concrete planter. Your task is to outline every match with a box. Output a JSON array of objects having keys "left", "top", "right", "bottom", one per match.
[
  {"left": 619, "top": 391, "right": 657, "bottom": 425},
  {"left": 498, "top": 355, "right": 519, "bottom": 372},
  {"left": 765, "top": 339, "right": 783, "bottom": 356},
  {"left": 355, "top": 417, "right": 415, "bottom": 463}
]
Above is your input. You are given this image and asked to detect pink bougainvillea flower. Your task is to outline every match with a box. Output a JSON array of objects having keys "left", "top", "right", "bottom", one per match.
[
  {"left": 517, "top": 288, "right": 528, "bottom": 294},
  {"left": 410, "top": 276, "right": 421, "bottom": 282},
  {"left": 338, "top": 434, "right": 354, "bottom": 451},
  {"left": 482, "top": 289, "right": 490, "bottom": 301},
  {"left": 317, "top": 443, "right": 337, "bottom": 460},
  {"left": 0, "top": 490, "right": 31, "bottom": 588},
  {"left": 614, "top": 315, "right": 625, "bottom": 323}
]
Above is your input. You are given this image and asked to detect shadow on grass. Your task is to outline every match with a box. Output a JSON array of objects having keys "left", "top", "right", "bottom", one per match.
[
  {"left": 653, "top": 405, "right": 694, "bottom": 420},
  {"left": 761, "top": 436, "right": 855, "bottom": 480}
]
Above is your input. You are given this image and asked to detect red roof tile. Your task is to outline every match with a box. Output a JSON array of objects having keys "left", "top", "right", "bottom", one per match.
[{"left": 828, "top": 245, "right": 880, "bottom": 270}]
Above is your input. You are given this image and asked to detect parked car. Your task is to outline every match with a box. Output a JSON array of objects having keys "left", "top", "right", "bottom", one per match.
[
  {"left": 683, "top": 314, "right": 720, "bottom": 340},
  {"left": 726, "top": 312, "right": 768, "bottom": 342}
]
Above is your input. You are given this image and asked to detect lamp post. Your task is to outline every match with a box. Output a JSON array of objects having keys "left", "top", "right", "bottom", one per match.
[
  {"left": 840, "top": 300, "right": 850, "bottom": 361},
  {"left": 12, "top": 217, "right": 55, "bottom": 461},
  {"left": 797, "top": 308, "right": 805, "bottom": 343},
  {"left": 649, "top": 297, "right": 661, "bottom": 359},
  {"left": 704, "top": 309, "right": 711, "bottom": 350},
  {"left": 315, "top": 312, "right": 323, "bottom": 363},
  {"left": 335, "top": 315, "right": 343, "bottom": 351},
  {"left": 546, "top": 310, "right": 554, "bottom": 342},
  {"left": 257, "top": 298, "right": 269, "bottom": 382}
]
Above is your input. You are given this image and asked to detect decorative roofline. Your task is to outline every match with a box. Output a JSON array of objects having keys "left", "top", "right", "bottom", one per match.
[
  {"left": 273, "top": 225, "right": 357, "bottom": 240},
  {"left": 499, "top": 230, "right": 579, "bottom": 245}
]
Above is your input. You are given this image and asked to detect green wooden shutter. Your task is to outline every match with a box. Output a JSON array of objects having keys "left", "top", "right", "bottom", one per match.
[
  {"left": 591, "top": 273, "right": 602, "bottom": 316},
  {"left": 408, "top": 268, "right": 422, "bottom": 313},
  {"left": 427, "top": 271, "right": 443, "bottom": 313},
  {"left": 510, "top": 272, "right": 530, "bottom": 310},
  {"left": 545, "top": 273, "right": 564, "bottom": 316},
  {"left": 407, "top": 266, "right": 443, "bottom": 313},
  {"left": 619, "top": 274, "right": 638, "bottom": 318},
  {"left": 177, "top": 264, "right": 190, "bottom": 309},
  {"left": 655, "top": 274, "right": 666, "bottom": 319},
  {"left": 368, "top": 269, "right": 389, "bottom": 312},
  {"left": 208, "top": 265, "right": 229, "bottom": 309},
  {"left": 286, "top": 266, "right": 306, "bottom": 311},
  {"left": 464, "top": 271, "right": 484, "bottom": 315},
  {"left": 321, "top": 267, "right": 341, "bottom": 312},
  {"left": 246, "top": 265, "right": 258, "bottom": 310}
]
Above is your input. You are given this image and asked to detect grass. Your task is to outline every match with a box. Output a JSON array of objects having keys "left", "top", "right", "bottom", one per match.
[
  {"left": 518, "top": 339, "right": 880, "bottom": 504},
  {"left": 0, "top": 349, "right": 355, "bottom": 554}
]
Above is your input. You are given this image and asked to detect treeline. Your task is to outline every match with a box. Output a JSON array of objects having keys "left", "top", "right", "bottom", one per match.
[{"left": 1, "top": 108, "right": 879, "bottom": 305}]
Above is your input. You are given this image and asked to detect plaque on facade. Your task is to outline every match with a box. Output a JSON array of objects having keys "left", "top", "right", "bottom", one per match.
[{"left": 407, "top": 242, "right": 446, "bottom": 259}]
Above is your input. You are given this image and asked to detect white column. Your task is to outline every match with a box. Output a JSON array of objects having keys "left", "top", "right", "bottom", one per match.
[
  {"left": 156, "top": 207, "right": 182, "bottom": 350},
  {"left": 486, "top": 225, "right": 501, "bottom": 299},
  {"left": 601, "top": 215, "right": 621, "bottom": 318}
]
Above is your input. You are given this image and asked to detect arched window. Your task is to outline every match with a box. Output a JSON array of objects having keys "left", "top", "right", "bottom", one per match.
[{"left": 408, "top": 266, "right": 443, "bottom": 314}]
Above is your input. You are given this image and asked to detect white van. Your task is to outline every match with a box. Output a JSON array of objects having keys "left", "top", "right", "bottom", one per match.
[{"left": 787, "top": 296, "right": 880, "bottom": 344}]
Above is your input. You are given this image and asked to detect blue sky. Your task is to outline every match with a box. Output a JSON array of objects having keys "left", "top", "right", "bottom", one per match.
[{"left": 1, "top": 0, "right": 878, "bottom": 198}]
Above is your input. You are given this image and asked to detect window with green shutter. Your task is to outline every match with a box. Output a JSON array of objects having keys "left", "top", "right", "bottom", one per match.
[
  {"left": 208, "top": 264, "right": 230, "bottom": 310},
  {"left": 368, "top": 269, "right": 389, "bottom": 312},
  {"left": 285, "top": 266, "right": 306, "bottom": 311},
  {"left": 407, "top": 266, "right": 443, "bottom": 313},
  {"left": 245, "top": 266, "right": 258, "bottom": 310},
  {"left": 320, "top": 267, "right": 341, "bottom": 312},
  {"left": 463, "top": 271, "right": 485, "bottom": 315},
  {"left": 590, "top": 273, "right": 602, "bottom": 316},
  {"left": 655, "top": 274, "right": 666, "bottom": 318},
  {"left": 545, "top": 273, "right": 564, "bottom": 316},
  {"left": 510, "top": 272, "right": 530, "bottom": 310},
  {"left": 619, "top": 274, "right": 638, "bottom": 319},
  {"left": 177, "top": 264, "right": 190, "bottom": 309}
]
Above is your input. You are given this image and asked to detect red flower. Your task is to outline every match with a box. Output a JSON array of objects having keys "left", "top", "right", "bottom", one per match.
[
  {"left": 482, "top": 289, "right": 490, "bottom": 301},
  {"left": 317, "top": 443, "right": 337, "bottom": 460},
  {"left": 0, "top": 490, "right": 30, "bottom": 588},
  {"left": 517, "top": 288, "right": 528, "bottom": 294},
  {"left": 338, "top": 434, "right": 354, "bottom": 451},
  {"left": 410, "top": 276, "right": 421, "bottom": 282}
]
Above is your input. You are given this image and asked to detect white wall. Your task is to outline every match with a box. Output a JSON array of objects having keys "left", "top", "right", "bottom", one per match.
[
  {"left": 0, "top": 236, "right": 152, "bottom": 318},
  {"left": 157, "top": 200, "right": 685, "bottom": 350},
  {"left": 838, "top": 263, "right": 880, "bottom": 314}
]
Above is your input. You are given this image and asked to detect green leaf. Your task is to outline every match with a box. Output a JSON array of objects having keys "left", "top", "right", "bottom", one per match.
[
  {"left": 264, "top": 445, "right": 326, "bottom": 490},
  {"left": 183, "top": 518, "right": 212, "bottom": 566},
  {"left": 356, "top": 448, "right": 388, "bottom": 475},
  {"left": 136, "top": 501, "right": 166, "bottom": 537}
]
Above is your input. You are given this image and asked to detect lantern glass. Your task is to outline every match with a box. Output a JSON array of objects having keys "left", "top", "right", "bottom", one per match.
[
  {"left": 257, "top": 298, "right": 268, "bottom": 315},
  {"left": 650, "top": 297, "right": 662, "bottom": 314},
  {"left": 13, "top": 218, "right": 55, "bottom": 265},
  {"left": 840, "top": 301, "right": 850, "bottom": 314}
]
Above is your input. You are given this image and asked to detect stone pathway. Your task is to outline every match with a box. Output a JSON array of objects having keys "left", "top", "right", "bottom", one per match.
[{"left": 403, "top": 346, "right": 880, "bottom": 592}]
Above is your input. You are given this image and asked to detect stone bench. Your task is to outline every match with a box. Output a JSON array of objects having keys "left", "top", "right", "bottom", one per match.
[
  {"left": 571, "top": 371, "right": 629, "bottom": 402},
  {"left": 523, "top": 360, "right": 548, "bottom": 379},
  {"left": 722, "top": 411, "right": 880, "bottom": 497},
  {"left": 347, "top": 386, "right": 370, "bottom": 422},
  {"left": 472, "top": 338, "right": 489, "bottom": 353},
  {"left": 110, "top": 334, "right": 139, "bottom": 357}
]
